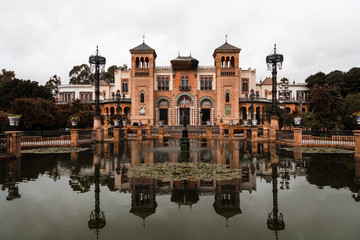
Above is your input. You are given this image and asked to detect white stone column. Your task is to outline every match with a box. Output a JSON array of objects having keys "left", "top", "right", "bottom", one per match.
[
  {"left": 211, "top": 108, "right": 214, "bottom": 124},
  {"left": 156, "top": 108, "right": 159, "bottom": 125},
  {"left": 199, "top": 108, "right": 201, "bottom": 125},
  {"left": 175, "top": 107, "right": 178, "bottom": 125},
  {"left": 169, "top": 108, "right": 171, "bottom": 125},
  {"left": 191, "top": 107, "right": 194, "bottom": 125}
]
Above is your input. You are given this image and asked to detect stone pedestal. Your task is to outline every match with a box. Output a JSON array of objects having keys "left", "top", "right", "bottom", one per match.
[
  {"left": 137, "top": 127, "right": 142, "bottom": 141},
  {"left": 96, "top": 129, "right": 103, "bottom": 142},
  {"left": 70, "top": 129, "right": 79, "bottom": 147},
  {"left": 269, "top": 116, "right": 279, "bottom": 142},
  {"left": 229, "top": 126, "right": 234, "bottom": 140},
  {"left": 207, "top": 127, "right": 212, "bottom": 139},
  {"left": 5, "top": 131, "right": 22, "bottom": 158},
  {"left": 146, "top": 125, "right": 151, "bottom": 138},
  {"left": 93, "top": 116, "right": 101, "bottom": 130},
  {"left": 103, "top": 125, "right": 109, "bottom": 139},
  {"left": 113, "top": 128, "right": 120, "bottom": 142},
  {"left": 219, "top": 121, "right": 224, "bottom": 136},
  {"left": 123, "top": 127, "right": 128, "bottom": 139},
  {"left": 354, "top": 130, "right": 360, "bottom": 158},
  {"left": 262, "top": 121, "right": 269, "bottom": 140},
  {"left": 159, "top": 127, "right": 164, "bottom": 141},
  {"left": 251, "top": 127, "right": 258, "bottom": 142},
  {"left": 293, "top": 128, "right": 303, "bottom": 147}
]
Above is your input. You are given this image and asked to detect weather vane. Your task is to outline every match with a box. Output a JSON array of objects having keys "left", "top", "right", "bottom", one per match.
[
  {"left": 143, "top": 35, "right": 145, "bottom": 43},
  {"left": 225, "top": 34, "right": 228, "bottom": 43}
]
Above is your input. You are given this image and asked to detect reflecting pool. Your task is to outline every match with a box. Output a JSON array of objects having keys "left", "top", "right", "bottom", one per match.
[{"left": 1, "top": 140, "right": 360, "bottom": 240}]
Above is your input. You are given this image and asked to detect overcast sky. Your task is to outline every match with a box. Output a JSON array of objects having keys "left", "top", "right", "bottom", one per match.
[{"left": 1, "top": 0, "right": 359, "bottom": 85}]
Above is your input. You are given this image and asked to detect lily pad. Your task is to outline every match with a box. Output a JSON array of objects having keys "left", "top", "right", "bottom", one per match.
[
  {"left": 22, "top": 147, "right": 90, "bottom": 154},
  {"left": 280, "top": 147, "right": 354, "bottom": 154},
  {"left": 128, "top": 162, "right": 242, "bottom": 181}
]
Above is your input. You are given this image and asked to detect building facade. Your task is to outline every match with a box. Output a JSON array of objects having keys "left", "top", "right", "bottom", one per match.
[{"left": 57, "top": 40, "right": 309, "bottom": 125}]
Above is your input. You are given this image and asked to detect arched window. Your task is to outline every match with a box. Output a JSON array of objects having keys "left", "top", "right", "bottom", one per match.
[
  {"left": 140, "top": 90, "right": 145, "bottom": 103},
  {"left": 157, "top": 77, "right": 161, "bottom": 90},
  {"left": 221, "top": 56, "right": 225, "bottom": 68},
  {"left": 200, "top": 77, "right": 204, "bottom": 90},
  {"left": 162, "top": 77, "right": 165, "bottom": 90},
  {"left": 166, "top": 77, "right": 169, "bottom": 90},
  {"left": 225, "top": 90, "right": 230, "bottom": 103},
  {"left": 209, "top": 77, "right": 212, "bottom": 90},
  {"left": 135, "top": 57, "right": 140, "bottom": 68},
  {"left": 122, "top": 80, "right": 128, "bottom": 92},
  {"left": 145, "top": 57, "right": 149, "bottom": 68},
  {"left": 242, "top": 79, "right": 248, "bottom": 93},
  {"left": 181, "top": 76, "right": 184, "bottom": 87},
  {"left": 205, "top": 77, "right": 208, "bottom": 89},
  {"left": 140, "top": 57, "right": 144, "bottom": 68},
  {"left": 185, "top": 76, "right": 189, "bottom": 87},
  {"left": 226, "top": 56, "right": 230, "bottom": 67},
  {"left": 230, "top": 57, "right": 235, "bottom": 67}
]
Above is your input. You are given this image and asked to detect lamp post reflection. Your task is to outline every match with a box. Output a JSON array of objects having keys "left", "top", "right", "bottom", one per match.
[
  {"left": 267, "top": 154, "right": 285, "bottom": 239},
  {"left": 88, "top": 150, "right": 106, "bottom": 238}
]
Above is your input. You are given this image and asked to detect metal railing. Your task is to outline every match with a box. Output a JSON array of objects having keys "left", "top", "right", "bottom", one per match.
[
  {"left": 0, "top": 133, "right": 10, "bottom": 156},
  {"left": 79, "top": 130, "right": 96, "bottom": 141},
  {"left": 276, "top": 130, "right": 294, "bottom": 142},
  {"left": 302, "top": 130, "right": 354, "bottom": 145},
  {"left": 22, "top": 130, "right": 70, "bottom": 146}
]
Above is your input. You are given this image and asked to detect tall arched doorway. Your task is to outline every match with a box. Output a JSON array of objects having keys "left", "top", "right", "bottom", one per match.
[
  {"left": 158, "top": 99, "right": 169, "bottom": 125},
  {"left": 178, "top": 97, "right": 191, "bottom": 125},
  {"left": 200, "top": 100, "right": 211, "bottom": 125}
]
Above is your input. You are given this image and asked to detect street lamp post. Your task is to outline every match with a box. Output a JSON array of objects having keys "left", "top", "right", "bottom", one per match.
[
  {"left": 266, "top": 44, "right": 284, "bottom": 116},
  {"left": 279, "top": 78, "right": 289, "bottom": 129},
  {"left": 89, "top": 46, "right": 106, "bottom": 129},
  {"left": 249, "top": 89, "right": 256, "bottom": 126},
  {"left": 116, "top": 89, "right": 121, "bottom": 114}
]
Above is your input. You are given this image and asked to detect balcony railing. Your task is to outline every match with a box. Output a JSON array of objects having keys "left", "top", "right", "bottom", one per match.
[
  {"left": 179, "top": 85, "right": 191, "bottom": 91},
  {"left": 135, "top": 69, "right": 149, "bottom": 76},
  {"left": 221, "top": 69, "right": 235, "bottom": 76}
]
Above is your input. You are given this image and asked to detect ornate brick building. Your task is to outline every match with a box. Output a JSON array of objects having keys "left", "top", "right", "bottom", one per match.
[{"left": 57, "top": 40, "right": 309, "bottom": 126}]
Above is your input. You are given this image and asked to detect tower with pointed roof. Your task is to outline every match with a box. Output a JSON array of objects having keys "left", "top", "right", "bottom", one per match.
[
  {"left": 213, "top": 39, "right": 241, "bottom": 124},
  {"left": 130, "top": 40, "right": 157, "bottom": 124}
]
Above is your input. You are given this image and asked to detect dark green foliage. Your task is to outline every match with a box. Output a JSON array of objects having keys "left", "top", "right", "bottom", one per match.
[
  {"left": 0, "top": 77, "right": 53, "bottom": 111},
  {"left": 69, "top": 64, "right": 94, "bottom": 84},
  {"left": 341, "top": 93, "right": 360, "bottom": 129},
  {"left": 305, "top": 68, "right": 360, "bottom": 97},
  {"left": 102, "top": 65, "right": 118, "bottom": 83},
  {"left": 305, "top": 72, "right": 326, "bottom": 89},
  {"left": 9, "top": 98, "right": 61, "bottom": 130},
  {"left": 306, "top": 84, "right": 342, "bottom": 129},
  {"left": 0, "top": 110, "right": 8, "bottom": 131},
  {"left": 45, "top": 75, "right": 61, "bottom": 94}
]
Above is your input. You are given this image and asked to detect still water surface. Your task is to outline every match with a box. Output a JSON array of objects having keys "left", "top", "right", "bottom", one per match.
[{"left": 1, "top": 140, "right": 360, "bottom": 240}]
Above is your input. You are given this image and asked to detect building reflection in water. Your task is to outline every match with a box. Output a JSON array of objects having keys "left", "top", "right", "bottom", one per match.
[
  {"left": 88, "top": 144, "right": 106, "bottom": 239},
  {"left": 50, "top": 140, "right": 357, "bottom": 233}
]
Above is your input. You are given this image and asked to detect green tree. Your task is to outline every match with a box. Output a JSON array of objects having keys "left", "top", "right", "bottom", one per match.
[
  {"left": 45, "top": 75, "right": 62, "bottom": 95},
  {"left": 341, "top": 93, "right": 360, "bottom": 129},
  {"left": 307, "top": 84, "right": 342, "bottom": 129},
  {"left": 9, "top": 98, "right": 62, "bottom": 130},
  {"left": 0, "top": 69, "right": 15, "bottom": 83},
  {"left": 0, "top": 110, "right": 8, "bottom": 131},
  {"left": 69, "top": 64, "right": 94, "bottom": 84},
  {"left": 305, "top": 72, "right": 326, "bottom": 88},
  {"left": 0, "top": 78, "right": 53, "bottom": 111},
  {"left": 344, "top": 67, "right": 360, "bottom": 94},
  {"left": 102, "top": 65, "right": 118, "bottom": 83}
]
